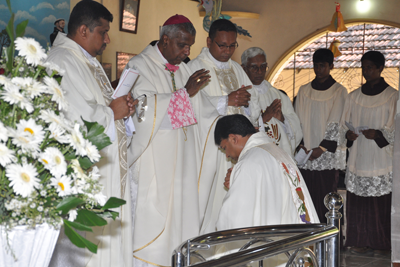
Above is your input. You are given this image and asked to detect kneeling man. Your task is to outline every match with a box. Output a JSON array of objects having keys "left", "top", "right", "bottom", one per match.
[{"left": 215, "top": 114, "right": 319, "bottom": 230}]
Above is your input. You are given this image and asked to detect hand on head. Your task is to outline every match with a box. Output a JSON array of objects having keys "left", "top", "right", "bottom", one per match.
[
  {"left": 227, "top": 85, "right": 252, "bottom": 107},
  {"left": 185, "top": 69, "right": 210, "bottom": 97}
]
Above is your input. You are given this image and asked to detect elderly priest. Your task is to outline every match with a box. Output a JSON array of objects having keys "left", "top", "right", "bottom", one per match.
[
  {"left": 124, "top": 15, "right": 219, "bottom": 267},
  {"left": 242, "top": 47, "right": 302, "bottom": 157}
]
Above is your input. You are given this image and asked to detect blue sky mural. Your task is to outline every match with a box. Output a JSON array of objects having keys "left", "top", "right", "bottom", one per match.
[{"left": 0, "top": 0, "right": 70, "bottom": 49}]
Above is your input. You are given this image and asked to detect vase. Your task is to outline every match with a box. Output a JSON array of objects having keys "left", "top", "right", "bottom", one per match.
[{"left": 0, "top": 223, "right": 60, "bottom": 267}]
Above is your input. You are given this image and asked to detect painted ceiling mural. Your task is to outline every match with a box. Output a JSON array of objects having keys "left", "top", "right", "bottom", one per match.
[{"left": 0, "top": 0, "right": 70, "bottom": 49}]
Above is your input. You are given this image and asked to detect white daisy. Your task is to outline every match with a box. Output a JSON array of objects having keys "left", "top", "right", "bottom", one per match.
[
  {"left": 0, "top": 75, "right": 11, "bottom": 87},
  {"left": 94, "top": 192, "right": 107, "bottom": 206},
  {"left": 48, "top": 123, "right": 69, "bottom": 144},
  {"left": 43, "top": 76, "right": 68, "bottom": 111},
  {"left": 68, "top": 209, "right": 77, "bottom": 222},
  {"left": 9, "top": 118, "right": 45, "bottom": 154},
  {"left": 0, "top": 121, "right": 8, "bottom": 142},
  {"left": 71, "top": 159, "right": 88, "bottom": 180},
  {"left": 39, "top": 147, "right": 67, "bottom": 178},
  {"left": 1, "top": 83, "right": 34, "bottom": 113},
  {"left": 50, "top": 175, "right": 72, "bottom": 197},
  {"left": 88, "top": 166, "right": 101, "bottom": 181},
  {"left": 11, "top": 77, "right": 31, "bottom": 88},
  {"left": 85, "top": 141, "right": 101, "bottom": 162},
  {"left": 6, "top": 163, "right": 40, "bottom": 197},
  {"left": 0, "top": 142, "right": 16, "bottom": 167},
  {"left": 15, "top": 37, "right": 47, "bottom": 66},
  {"left": 68, "top": 124, "right": 87, "bottom": 157},
  {"left": 27, "top": 79, "right": 47, "bottom": 99},
  {"left": 39, "top": 109, "right": 71, "bottom": 130},
  {"left": 40, "top": 62, "right": 65, "bottom": 76}
]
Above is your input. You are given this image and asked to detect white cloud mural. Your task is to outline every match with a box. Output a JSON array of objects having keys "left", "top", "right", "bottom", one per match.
[
  {"left": 0, "top": 4, "right": 8, "bottom": 10},
  {"left": 41, "top": 14, "right": 56, "bottom": 25},
  {"left": 56, "top": 2, "right": 69, "bottom": 10},
  {"left": 15, "top": 10, "right": 37, "bottom": 22},
  {"left": 25, "top": 26, "right": 47, "bottom": 42},
  {"left": 29, "top": 3, "right": 54, "bottom": 13}
]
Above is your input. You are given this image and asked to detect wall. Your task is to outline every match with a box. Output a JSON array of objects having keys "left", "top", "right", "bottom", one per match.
[
  {"left": 68, "top": 0, "right": 400, "bottom": 81},
  {"left": 222, "top": 0, "right": 400, "bottom": 79},
  {"left": 70, "top": 0, "right": 208, "bottom": 81}
]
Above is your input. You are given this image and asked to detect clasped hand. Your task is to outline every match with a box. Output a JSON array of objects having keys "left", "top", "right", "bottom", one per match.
[
  {"left": 262, "top": 99, "right": 283, "bottom": 122},
  {"left": 224, "top": 167, "right": 233, "bottom": 190},
  {"left": 109, "top": 93, "right": 138, "bottom": 121}
]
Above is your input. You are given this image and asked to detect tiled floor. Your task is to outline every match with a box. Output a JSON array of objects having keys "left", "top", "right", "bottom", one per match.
[{"left": 341, "top": 248, "right": 391, "bottom": 267}]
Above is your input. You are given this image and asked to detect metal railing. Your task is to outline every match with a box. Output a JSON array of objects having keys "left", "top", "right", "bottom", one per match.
[{"left": 172, "top": 192, "right": 343, "bottom": 267}]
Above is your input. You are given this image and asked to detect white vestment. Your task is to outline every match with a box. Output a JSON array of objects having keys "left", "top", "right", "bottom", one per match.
[
  {"left": 340, "top": 86, "right": 397, "bottom": 197},
  {"left": 255, "top": 80, "right": 302, "bottom": 157},
  {"left": 125, "top": 44, "right": 219, "bottom": 267},
  {"left": 295, "top": 82, "right": 347, "bottom": 171},
  {"left": 47, "top": 34, "right": 134, "bottom": 267},
  {"left": 217, "top": 132, "right": 319, "bottom": 229},
  {"left": 188, "top": 47, "right": 261, "bottom": 235},
  {"left": 215, "top": 132, "right": 318, "bottom": 267}
]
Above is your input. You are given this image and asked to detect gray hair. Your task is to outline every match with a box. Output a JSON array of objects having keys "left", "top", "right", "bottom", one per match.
[
  {"left": 159, "top": 23, "right": 196, "bottom": 39},
  {"left": 241, "top": 47, "right": 267, "bottom": 66}
]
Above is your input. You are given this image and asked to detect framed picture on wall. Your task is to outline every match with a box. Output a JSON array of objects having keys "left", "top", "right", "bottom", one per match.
[
  {"left": 116, "top": 52, "right": 136, "bottom": 79},
  {"left": 120, "top": 0, "right": 140, "bottom": 34}
]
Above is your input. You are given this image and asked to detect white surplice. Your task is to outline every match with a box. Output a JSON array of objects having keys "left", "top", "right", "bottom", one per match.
[
  {"left": 47, "top": 33, "right": 134, "bottom": 267},
  {"left": 255, "top": 80, "right": 302, "bottom": 157},
  {"left": 188, "top": 47, "right": 261, "bottom": 235},
  {"left": 125, "top": 44, "right": 219, "bottom": 267},
  {"left": 295, "top": 82, "right": 347, "bottom": 171},
  {"left": 340, "top": 86, "right": 397, "bottom": 197},
  {"left": 217, "top": 132, "right": 319, "bottom": 230}
]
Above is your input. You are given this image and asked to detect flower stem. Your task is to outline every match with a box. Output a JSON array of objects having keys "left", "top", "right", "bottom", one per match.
[
  {"left": 33, "top": 66, "right": 43, "bottom": 80},
  {"left": 12, "top": 59, "right": 24, "bottom": 77},
  {"left": 40, "top": 130, "right": 51, "bottom": 150}
]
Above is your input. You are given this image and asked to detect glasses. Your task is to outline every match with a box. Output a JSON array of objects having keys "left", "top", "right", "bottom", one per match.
[
  {"left": 248, "top": 63, "right": 268, "bottom": 73},
  {"left": 213, "top": 40, "right": 239, "bottom": 50}
]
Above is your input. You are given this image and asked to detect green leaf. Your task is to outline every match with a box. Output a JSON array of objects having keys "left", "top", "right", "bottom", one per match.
[
  {"left": 78, "top": 156, "right": 93, "bottom": 170},
  {"left": 5, "top": 14, "right": 15, "bottom": 73},
  {"left": 75, "top": 209, "right": 107, "bottom": 227},
  {"left": 6, "top": 13, "right": 14, "bottom": 42},
  {"left": 98, "top": 211, "right": 119, "bottom": 220},
  {"left": 81, "top": 118, "right": 97, "bottom": 132},
  {"left": 65, "top": 220, "right": 93, "bottom": 232},
  {"left": 102, "top": 197, "right": 126, "bottom": 210},
  {"left": 82, "top": 117, "right": 112, "bottom": 151},
  {"left": 56, "top": 197, "right": 85, "bottom": 215},
  {"left": 6, "top": 0, "right": 11, "bottom": 14},
  {"left": 15, "top": 20, "right": 28, "bottom": 38},
  {"left": 63, "top": 219, "right": 98, "bottom": 254},
  {"left": 65, "top": 152, "right": 76, "bottom": 160}
]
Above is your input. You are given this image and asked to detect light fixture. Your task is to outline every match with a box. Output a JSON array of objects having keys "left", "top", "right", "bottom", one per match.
[{"left": 357, "top": 0, "right": 371, "bottom": 13}]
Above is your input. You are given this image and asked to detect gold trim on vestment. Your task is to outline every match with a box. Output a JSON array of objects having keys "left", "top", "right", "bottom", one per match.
[
  {"left": 130, "top": 94, "right": 157, "bottom": 167},
  {"left": 132, "top": 228, "right": 165, "bottom": 253},
  {"left": 133, "top": 255, "right": 170, "bottom": 267},
  {"left": 198, "top": 116, "right": 221, "bottom": 192}
]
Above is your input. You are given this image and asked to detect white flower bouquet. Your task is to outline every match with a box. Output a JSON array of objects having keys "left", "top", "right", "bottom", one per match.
[{"left": 0, "top": 0, "right": 125, "bottom": 255}]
